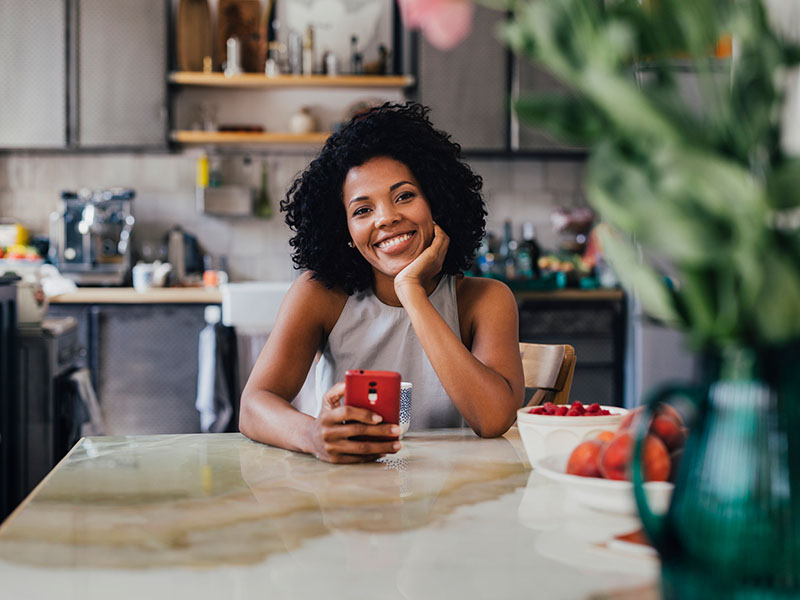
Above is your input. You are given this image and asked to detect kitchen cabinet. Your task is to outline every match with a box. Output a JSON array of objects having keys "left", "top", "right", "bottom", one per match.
[
  {"left": 416, "top": 4, "right": 508, "bottom": 152},
  {"left": 414, "top": 5, "right": 584, "bottom": 155},
  {"left": 514, "top": 61, "right": 585, "bottom": 153},
  {"left": 0, "top": 1, "right": 67, "bottom": 148},
  {"left": 516, "top": 290, "right": 626, "bottom": 406},
  {"left": 74, "top": 0, "right": 168, "bottom": 147},
  {"left": 0, "top": 0, "right": 168, "bottom": 150}
]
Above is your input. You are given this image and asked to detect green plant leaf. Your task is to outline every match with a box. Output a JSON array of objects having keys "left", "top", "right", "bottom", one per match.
[
  {"left": 513, "top": 94, "right": 606, "bottom": 145},
  {"left": 596, "top": 225, "right": 682, "bottom": 326}
]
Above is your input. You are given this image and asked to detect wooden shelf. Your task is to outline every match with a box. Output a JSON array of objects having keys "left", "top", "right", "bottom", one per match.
[
  {"left": 171, "top": 130, "right": 329, "bottom": 145},
  {"left": 169, "top": 72, "right": 415, "bottom": 88}
]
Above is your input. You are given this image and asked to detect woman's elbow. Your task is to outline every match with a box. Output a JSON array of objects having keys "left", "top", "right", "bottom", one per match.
[
  {"left": 238, "top": 391, "right": 256, "bottom": 440},
  {"left": 472, "top": 411, "right": 517, "bottom": 438}
]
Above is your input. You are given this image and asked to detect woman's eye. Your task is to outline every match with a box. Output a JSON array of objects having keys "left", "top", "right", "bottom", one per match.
[
  {"left": 396, "top": 191, "right": 414, "bottom": 202},
  {"left": 353, "top": 206, "right": 370, "bottom": 216}
]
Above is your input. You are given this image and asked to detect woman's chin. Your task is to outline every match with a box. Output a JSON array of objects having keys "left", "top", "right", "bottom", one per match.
[{"left": 372, "top": 258, "right": 413, "bottom": 279}]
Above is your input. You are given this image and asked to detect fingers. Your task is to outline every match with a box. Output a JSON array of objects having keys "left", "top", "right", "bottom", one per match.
[
  {"left": 321, "top": 382, "right": 346, "bottom": 410},
  {"left": 324, "top": 404, "right": 385, "bottom": 425},
  {"left": 432, "top": 224, "right": 450, "bottom": 254}
]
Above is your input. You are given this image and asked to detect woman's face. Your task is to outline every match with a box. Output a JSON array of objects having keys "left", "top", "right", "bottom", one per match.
[{"left": 342, "top": 156, "right": 435, "bottom": 279}]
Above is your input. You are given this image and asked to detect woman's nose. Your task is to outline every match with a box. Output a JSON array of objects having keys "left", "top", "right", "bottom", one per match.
[{"left": 374, "top": 202, "right": 400, "bottom": 227}]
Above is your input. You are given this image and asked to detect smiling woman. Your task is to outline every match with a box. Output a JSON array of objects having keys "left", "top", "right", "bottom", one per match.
[{"left": 239, "top": 102, "right": 524, "bottom": 463}]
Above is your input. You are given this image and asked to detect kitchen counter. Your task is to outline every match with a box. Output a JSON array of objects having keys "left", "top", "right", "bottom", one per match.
[
  {"left": 50, "top": 286, "right": 222, "bottom": 304},
  {"left": 513, "top": 288, "right": 624, "bottom": 301},
  {"left": 0, "top": 430, "right": 657, "bottom": 599},
  {"left": 48, "top": 286, "right": 621, "bottom": 305}
]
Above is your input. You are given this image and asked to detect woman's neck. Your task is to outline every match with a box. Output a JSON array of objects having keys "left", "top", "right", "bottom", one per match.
[{"left": 373, "top": 272, "right": 443, "bottom": 307}]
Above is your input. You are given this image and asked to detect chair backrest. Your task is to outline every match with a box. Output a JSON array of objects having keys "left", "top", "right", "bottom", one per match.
[{"left": 519, "top": 343, "right": 577, "bottom": 407}]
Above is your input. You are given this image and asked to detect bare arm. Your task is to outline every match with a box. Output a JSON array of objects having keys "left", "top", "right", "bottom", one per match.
[
  {"left": 395, "top": 226, "right": 524, "bottom": 437},
  {"left": 239, "top": 272, "right": 401, "bottom": 462}
]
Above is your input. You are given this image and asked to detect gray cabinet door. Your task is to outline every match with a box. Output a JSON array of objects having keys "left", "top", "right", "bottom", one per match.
[
  {"left": 75, "top": 0, "right": 167, "bottom": 147},
  {"left": 417, "top": 5, "right": 507, "bottom": 152},
  {"left": 0, "top": 0, "right": 67, "bottom": 148},
  {"left": 514, "top": 59, "right": 586, "bottom": 153}
]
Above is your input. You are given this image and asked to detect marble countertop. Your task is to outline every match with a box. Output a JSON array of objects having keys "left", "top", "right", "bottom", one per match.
[{"left": 0, "top": 430, "right": 657, "bottom": 599}]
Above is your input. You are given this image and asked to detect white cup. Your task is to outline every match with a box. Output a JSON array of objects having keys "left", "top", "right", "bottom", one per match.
[
  {"left": 400, "top": 382, "right": 412, "bottom": 439},
  {"left": 132, "top": 263, "right": 154, "bottom": 293}
]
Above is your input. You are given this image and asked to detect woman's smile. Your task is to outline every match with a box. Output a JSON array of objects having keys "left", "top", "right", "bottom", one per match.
[{"left": 375, "top": 230, "right": 417, "bottom": 254}]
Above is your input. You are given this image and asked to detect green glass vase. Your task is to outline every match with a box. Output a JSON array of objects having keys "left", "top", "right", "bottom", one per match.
[{"left": 631, "top": 343, "right": 800, "bottom": 599}]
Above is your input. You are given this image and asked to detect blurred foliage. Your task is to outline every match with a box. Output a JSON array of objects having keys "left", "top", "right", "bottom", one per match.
[{"left": 490, "top": 0, "right": 800, "bottom": 348}]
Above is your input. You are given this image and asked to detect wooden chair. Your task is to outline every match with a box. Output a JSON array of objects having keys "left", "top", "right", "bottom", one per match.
[{"left": 519, "top": 343, "right": 577, "bottom": 407}]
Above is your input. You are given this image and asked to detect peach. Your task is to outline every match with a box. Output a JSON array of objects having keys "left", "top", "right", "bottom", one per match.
[
  {"left": 659, "top": 403, "right": 685, "bottom": 426},
  {"left": 566, "top": 440, "right": 605, "bottom": 478},
  {"left": 598, "top": 432, "right": 672, "bottom": 482},
  {"left": 599, "top": 432, "right": 632, "bottom": 480},
  {"left": 595, "top": 430, "right": 615, "bottom": 443},
  {"left": 642, "top": 435, "right": 671, "bottom": 482},
  {"left": 650, "top": 414, "right": 687, "bottom": 452}
]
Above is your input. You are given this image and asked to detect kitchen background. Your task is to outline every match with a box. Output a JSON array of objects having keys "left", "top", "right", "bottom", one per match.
[
  {"left": 6, "top": 0, "right": 799, "bottom": 519},
  {"left": 0, "top": 153, "right": 584, "bottom": 282}
]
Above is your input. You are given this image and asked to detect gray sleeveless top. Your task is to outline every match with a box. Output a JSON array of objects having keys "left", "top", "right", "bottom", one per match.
[{"left": 315, "top": 275, "right": 464, "bottom": 430}]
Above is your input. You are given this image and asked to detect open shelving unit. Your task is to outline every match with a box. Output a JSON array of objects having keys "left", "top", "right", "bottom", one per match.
[{"left": 169, "top": 72, "right": 414, "bottom": 147}]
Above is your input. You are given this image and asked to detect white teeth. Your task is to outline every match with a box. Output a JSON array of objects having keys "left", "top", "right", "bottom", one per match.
[{"left": 377, "top": 233, "right": 413, "bottom": 249}]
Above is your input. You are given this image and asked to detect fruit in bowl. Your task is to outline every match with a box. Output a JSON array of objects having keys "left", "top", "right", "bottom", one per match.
[
  {"left": 566, "top": 405, "right": 687, "bottom": 483},
  {"left": 528, "top": 401, "right": 613, "bottom": 416},
  {"left": 516, "top": 401, "right": 628, "bottom": 465}
]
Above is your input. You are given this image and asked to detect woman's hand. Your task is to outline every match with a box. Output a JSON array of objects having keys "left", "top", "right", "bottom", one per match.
[
  {"left": 308, "top": 382, "right": 402, "bottom": 463},
  {"left": 394, "top": 223, "right": 450, "bottom": 301}
]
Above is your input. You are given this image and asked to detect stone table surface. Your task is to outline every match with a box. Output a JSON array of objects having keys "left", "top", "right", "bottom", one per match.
[{"left": 0, "top": 429, "right": 658, "bottom": 599}]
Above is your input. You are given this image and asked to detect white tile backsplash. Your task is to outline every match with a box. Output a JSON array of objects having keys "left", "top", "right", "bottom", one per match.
[{"left": 0, "top": 151, "right": 586, "bottom": 279}]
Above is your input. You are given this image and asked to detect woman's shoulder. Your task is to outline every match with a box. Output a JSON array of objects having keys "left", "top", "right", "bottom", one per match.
[
  {"left": 284, "top": 272, "right": 350, "bottom": 331},
  {"left": 455, "top": 274, "right": 516, "bottom": 307},
  {"left": 455, "top": 275, "right": 518, "bottom": 347}
]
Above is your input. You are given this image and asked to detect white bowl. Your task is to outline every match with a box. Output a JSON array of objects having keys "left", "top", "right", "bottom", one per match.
[
  {"left": 516, "top": 405, "right": 628, "bottom": 465},
  {"left": 532, "top": 452, "right": 673, "bottom": 515}
]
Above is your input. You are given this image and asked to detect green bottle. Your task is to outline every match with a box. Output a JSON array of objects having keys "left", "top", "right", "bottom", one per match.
[{"left": 256, "top": 160, "right": 272, "bottom": 219}]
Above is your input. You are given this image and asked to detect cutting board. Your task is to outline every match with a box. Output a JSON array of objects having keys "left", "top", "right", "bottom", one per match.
[
  {"left": 217, "top": 0, "right": 262, "bottom": 73},
  {"left": 176, "top": 0, "right": 213, "bottom": 72}
]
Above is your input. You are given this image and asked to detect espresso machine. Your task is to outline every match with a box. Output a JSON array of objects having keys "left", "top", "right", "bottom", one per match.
[{"left": 49, "top": 188, "right": 135, "bottom": 286}]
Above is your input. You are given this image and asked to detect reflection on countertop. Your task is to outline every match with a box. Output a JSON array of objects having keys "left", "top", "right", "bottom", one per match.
[{"left": 0, "top": 430, "right": 656, "bottom": 600}]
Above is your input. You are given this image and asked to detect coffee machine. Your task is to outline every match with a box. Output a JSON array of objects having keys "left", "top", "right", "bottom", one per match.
[{"left": 49, "top": 188, "right": 135, "bottom": 286}]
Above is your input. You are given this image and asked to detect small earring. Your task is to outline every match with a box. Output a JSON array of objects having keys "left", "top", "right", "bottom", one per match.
[{"left": 347, "top": 241, "right": 354, "bottom": 248}]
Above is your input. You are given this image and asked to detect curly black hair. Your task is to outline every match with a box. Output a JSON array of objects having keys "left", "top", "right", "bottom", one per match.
[{"left": 281, "top": 101, "right": 487, "bottom": 295}]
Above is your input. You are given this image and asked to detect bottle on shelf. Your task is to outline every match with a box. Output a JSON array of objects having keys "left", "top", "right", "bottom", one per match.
[
  {"left": 475, "top": 236, "right": 493, "bottom": 276},
  {"left": 288, "top": 30, "right": 302, "bottom": 74},
  {"left": 208, "top": 155, "right": 223, "bottom": 188},
  {"left": 350, "top": 35, "right": 363, "bottom": 74},
  {"left": 499, "top": 220, "right": 518, "bottom": 280},
  {"left": 196, "top": 152, "right": 209, "bottom": 188},
  {"left": 255, "top": 160, "right": 272, "bottom": 218},
  {"left": 302, "top": 25, "right": 314, "bottom": 75},
  {"left": 520, "top": 221, "right": 542, "bottom": 278}
]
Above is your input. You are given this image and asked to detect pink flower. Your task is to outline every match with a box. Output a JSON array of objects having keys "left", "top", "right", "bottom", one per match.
[{"left": 398, "top": 0, "right": 475, "bottom": 50}]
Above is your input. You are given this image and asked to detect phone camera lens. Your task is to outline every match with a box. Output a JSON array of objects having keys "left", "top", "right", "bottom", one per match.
[
  {"left": 369, "top": 381, "right": 376, "bottom": 386},
  {"left": 368, "top": 388, "right": 376, "bottom": 394}
]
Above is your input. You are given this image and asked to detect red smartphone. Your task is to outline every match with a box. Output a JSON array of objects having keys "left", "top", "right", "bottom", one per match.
[{"left": 344, "top": 369, "right": 401, "bottom": 440}]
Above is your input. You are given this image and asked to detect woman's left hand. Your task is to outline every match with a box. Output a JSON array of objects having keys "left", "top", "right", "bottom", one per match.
[{"left": 394, "top": 223, "right": 449, "bottom": 300}]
